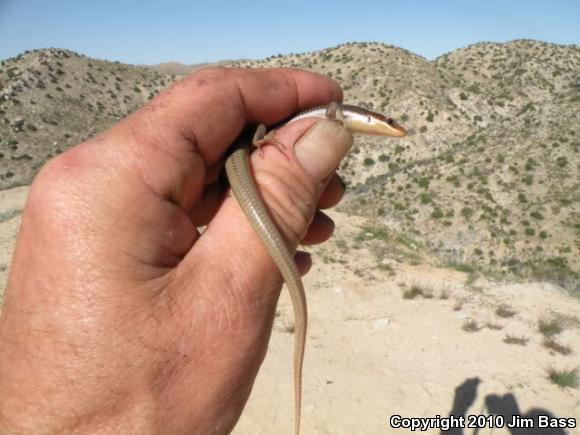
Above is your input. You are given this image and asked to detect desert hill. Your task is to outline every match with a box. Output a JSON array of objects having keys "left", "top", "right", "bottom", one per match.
[
  {"left": 1, "top": 40, "right": 579, "bottom": 433},
  {"left": 1, "top": 40, "right": 578, "bottom": 288}
]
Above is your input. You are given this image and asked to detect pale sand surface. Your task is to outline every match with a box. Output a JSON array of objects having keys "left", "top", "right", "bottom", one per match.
[
  {"left": 1, "top": 187, "right": 578, "bottom": 434},
  {"left": 0, "top": 186, "right": 28, "bottom": 300}
]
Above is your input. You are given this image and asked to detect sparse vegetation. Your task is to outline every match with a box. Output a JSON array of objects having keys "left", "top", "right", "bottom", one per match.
[
  {"left": 0, "top": 209, "right": 21, "bottom": 223},
  {"left": 503, "top": 335, "right": 528, "bottom": 345},
  {"left": 419, "top": 193, "right": 432, "bottom": 204},
  {"left": 1, "top": 41, "right": 578, "bottom": 288},
  {"left": 446, "top": 261, "right": 475, "bottom": 273},
  {"left": 0, "top": 48, "right": 175, "bottom": 189},
  {"left": 543, "top": 338, "right": 572, "bottom": 355},
  {"left": 462, "top": 320, "right": 480, "bottom": 332},
  {"left": 402, "top": 285, "right": 421, "bottom": 299},
  {"left": 430, "top": 208, "right": 444, "bottom": 219},
  {"left": 538, "top": 317, "right": 565, "bottom": 337},
  {"left": 401, "top": 283, "right": 433, "bottom": 299},
  {"left": 495, "top": 304, "right": 516, "bottom": 318},
  {"left": 547, "top": 368, "right": 578, "bottom": 389},
  {"left": 460, "top": 207, "right": 474, "bottom": 219}
]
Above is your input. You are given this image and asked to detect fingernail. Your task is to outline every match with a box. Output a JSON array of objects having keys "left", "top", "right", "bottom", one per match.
[{"left": 294, "top": 120, "right": 353, "bottom": 179}]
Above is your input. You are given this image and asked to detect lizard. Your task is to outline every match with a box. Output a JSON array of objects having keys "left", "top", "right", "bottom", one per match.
[{"left": 225, "top": 102, "right": 407, "bottom": 434}]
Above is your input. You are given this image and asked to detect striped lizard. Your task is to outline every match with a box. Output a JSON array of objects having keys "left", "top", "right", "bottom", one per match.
[{"left": 225, "top": 102, "right": 407, "bottom": 434}]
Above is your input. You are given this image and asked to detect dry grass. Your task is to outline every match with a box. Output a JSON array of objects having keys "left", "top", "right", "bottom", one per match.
[
  {"left": 547, "top": 368, "right": 578, "bottom": 389},
  {"left": 503, "top": 335, "right": 529, "bottom": 345},
  {"left": 538, "top": 317, "right": 565, "bottom": 337},
  {"left": 543, "top": 338, "right": 572, "bottom": 356},
  {"left": 401, "top": 282, "right": 433, "bottom": 300},
  {"left": 495, "top": 304, "right": 516, "bottom": 318},
  {"left": 462, "top": 320, "right": 480, "bottom": 332},
  {"left": 485, "top": 322, "right": 503, "bottom": 331}
]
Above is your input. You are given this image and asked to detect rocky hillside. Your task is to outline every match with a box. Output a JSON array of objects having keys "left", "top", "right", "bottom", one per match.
[
  {"left": 0, "top": 48, "right": 177, "bottom": 188},
  {"left": 231, "top": 40, "right": 580, "bottom": 288},
  {"left": 1, "top": 41, "right": 578, "bottom": 288}
]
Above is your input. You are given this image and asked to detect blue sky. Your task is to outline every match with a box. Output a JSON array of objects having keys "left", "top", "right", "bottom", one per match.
[{"left": 0, "top": 0, "right": 578, "bottom": 64}]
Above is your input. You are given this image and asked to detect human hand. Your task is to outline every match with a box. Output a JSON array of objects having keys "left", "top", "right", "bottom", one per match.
[{"left": 0, "top": 68, "right": 352, "bottom": 434}]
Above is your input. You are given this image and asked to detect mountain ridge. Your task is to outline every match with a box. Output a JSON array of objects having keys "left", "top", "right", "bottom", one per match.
[{"left": 1, "top": 40, "right": 578, "bottom": 288}]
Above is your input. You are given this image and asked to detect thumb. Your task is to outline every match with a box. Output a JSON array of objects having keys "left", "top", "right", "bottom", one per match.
[
  {"left": 250, "top": 118, "right": 354, "bottom": 247},
  {"left": 185, "top": 118, "right": 353, "bottom": 304}
]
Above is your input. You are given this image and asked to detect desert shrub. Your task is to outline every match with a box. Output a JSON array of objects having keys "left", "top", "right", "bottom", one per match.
[
  {"left": 431, "top": 208, "right": 444, "bottom": 219},
  {"left": 522, "top": 175, "right": 533, "bottom": 185},
  {"left": 419, "top": 193, "right": 431, "bottom": 204},
  {"left": 547, "top": 368, "right": 578, "bottom": 388},
  {"left": 461, "top": 207, "right": 473, "bottom": 219},
  {"left": 417, "top": 177, "right": 430, "bottom": 189},
  {"left": 556, "top": 156, "right": 568, "bottom": 167}
]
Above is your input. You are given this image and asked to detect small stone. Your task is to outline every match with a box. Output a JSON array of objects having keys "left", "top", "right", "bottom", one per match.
[{"left": 374, "top": 318, "right": 390, "bottom": 330}]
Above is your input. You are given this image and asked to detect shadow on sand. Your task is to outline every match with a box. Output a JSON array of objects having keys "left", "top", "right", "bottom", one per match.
[{"left": 442, "top": 377, "right": 570, "bottom": 435}]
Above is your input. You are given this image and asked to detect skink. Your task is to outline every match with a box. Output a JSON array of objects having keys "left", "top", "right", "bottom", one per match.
[{"left": 225, "top": 102, "right": 407, "bottom": 435}]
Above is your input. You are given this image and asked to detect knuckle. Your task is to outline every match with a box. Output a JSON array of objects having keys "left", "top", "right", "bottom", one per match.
[
  {"left": 33, "top": 146, "right": 88, "bottom": 190},
  {"left": 27, "top": 146, "right": 94, "bottom": 220},
  {"left": 187, "top": 66, "right": 232, "bottom": 86}
]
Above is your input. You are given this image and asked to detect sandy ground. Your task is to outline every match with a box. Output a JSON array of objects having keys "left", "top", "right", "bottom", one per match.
[
  {"left": 0, "top": 186, "right": 28, "bottom": 302},
  {"left": 1, "top": 186, "right": 578, "bottom": 434}
]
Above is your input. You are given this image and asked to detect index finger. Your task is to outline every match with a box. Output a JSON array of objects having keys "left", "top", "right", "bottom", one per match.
[{"left": 127, "top": 67, "right": 343, "bottom": 164}]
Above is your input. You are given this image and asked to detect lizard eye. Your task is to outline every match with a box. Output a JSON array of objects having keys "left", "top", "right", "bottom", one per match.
[{"left": 386, "top": 118, "right": 395, "bottom": 126}]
